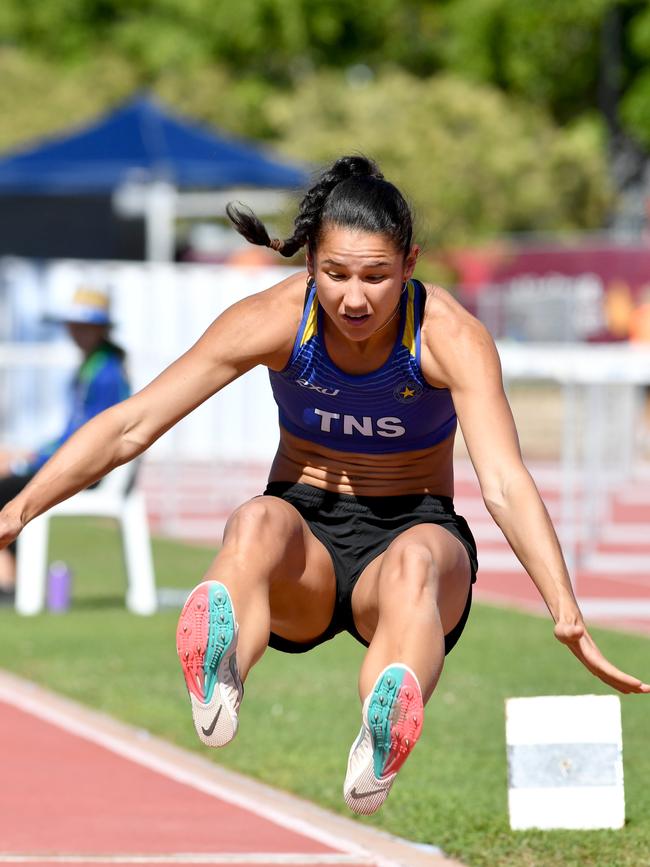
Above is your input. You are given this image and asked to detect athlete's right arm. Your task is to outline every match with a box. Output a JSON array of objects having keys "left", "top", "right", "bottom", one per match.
[{"left": 0, "top": 274, "right": 305, "bottom": 545}]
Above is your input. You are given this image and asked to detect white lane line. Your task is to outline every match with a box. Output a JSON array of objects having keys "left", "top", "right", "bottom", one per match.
[
  {"left": 581, "top": 553, "right": 650, "bottom": 573},
  {"left": 475, "top": 551, "right": 522, "bottom": 571},
  {"left": 471, "top": 521, "right": 650, "bottom": 545},
  {"left": 0, "top": 854, "right": 372, "bottom": 864},
  {"left": 577, "top": 599, "right": 650, "bottom": 618},
  {"left": 602, "top": 524, "right": 650, "bottom": 544},
  {"left": 0, "top": 684, "right": 387, "bottom": 867}
]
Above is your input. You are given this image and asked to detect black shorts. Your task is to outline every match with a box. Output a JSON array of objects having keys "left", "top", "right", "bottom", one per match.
[{"left": 263, "top": 481, "right": 478, "bottom": 656}]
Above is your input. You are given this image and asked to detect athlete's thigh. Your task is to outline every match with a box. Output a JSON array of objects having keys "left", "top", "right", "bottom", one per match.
[
  {"left": 219, "top": 494, "right": 337, "bottom": 642},
  {"left": 351, "top": 523, "right": 471, "bottom": 643}
]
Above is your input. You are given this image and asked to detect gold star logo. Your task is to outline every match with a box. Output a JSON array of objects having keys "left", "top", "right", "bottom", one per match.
[{"left": 400, "top": 386, "right": 416, "bottom": 399}]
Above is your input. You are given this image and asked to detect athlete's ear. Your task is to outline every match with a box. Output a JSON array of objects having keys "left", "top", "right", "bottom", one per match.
[
  {"left": 305, "top": 248, "right": 315, "bottom": 277},
  {"left": 403, "top": 245, "right": 420, "bottom": 280}
]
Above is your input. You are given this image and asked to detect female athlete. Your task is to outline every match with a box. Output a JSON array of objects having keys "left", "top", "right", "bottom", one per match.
[{"left": 0, "top": 156, "right": 647, "bottom": 816}]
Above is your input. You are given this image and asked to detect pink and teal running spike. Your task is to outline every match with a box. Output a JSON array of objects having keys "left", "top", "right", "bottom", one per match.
[
  {"left": 367, "top": 664, "right": 423, "bottom": 779},
  {"left": 176, "top": 581, "right": 235, "bottom": 704}
]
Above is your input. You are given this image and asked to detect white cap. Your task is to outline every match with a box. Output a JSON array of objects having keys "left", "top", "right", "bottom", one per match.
[{"left": 56, "top": 285, "right": 113, "bottom": 326}]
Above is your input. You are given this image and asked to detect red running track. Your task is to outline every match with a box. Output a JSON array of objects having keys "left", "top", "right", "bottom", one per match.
[
  {"left": 0, "top": 671, "right": 451, "bottom": 867},
  {"left": 0, "top": 674, "right": 453, "bottom": 867},
  {"left": 0, "top": 701, "right": 339, "bottom": 859}
]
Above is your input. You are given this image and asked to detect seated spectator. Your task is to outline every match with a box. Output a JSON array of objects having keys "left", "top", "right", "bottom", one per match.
[{"left": 0, "top": 285, "right": 130, "bottom": 601}]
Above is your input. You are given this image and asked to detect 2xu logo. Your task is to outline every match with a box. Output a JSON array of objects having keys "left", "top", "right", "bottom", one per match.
[{"left": 296, "top": 378, "right": 340, "bottom": 396}]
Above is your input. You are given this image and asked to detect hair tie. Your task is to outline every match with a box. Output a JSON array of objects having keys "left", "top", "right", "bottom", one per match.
[{"left": 269, "top": 238, "right": 285, "bottom": 252}]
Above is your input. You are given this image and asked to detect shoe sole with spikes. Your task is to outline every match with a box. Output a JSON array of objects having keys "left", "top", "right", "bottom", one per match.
[
  {"left": 344, "top": 664, "right": 423, "bottom": 815},
  {"left": 176, "top": 581, "right": 242, "bottom": 747}
]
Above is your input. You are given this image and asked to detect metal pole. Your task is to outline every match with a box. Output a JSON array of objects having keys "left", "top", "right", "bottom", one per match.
[{"left": 145, "top": 181, "right": 177, "bottom": 262}]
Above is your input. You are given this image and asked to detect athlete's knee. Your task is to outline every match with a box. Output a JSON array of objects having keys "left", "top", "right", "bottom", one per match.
[
  {"left": 223, "top": 497, "right": 294, "bottom": 548},
  {"left": 378, "top": 540, "right": 439, "bottom": 600}
]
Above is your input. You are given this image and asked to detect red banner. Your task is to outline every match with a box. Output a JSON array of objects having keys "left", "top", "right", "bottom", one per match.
[{"left": 450, "top": 243, "right": 650, "bottom": 342}]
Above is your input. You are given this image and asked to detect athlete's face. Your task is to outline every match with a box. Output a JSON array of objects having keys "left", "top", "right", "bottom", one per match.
[{"left": 308, "top": 224, "right": 419, "bottom": 342}]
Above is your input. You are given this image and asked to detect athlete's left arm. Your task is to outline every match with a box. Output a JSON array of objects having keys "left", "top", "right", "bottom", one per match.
[{"left": 422, "top": 294, "right": 649, "bottom": 694}]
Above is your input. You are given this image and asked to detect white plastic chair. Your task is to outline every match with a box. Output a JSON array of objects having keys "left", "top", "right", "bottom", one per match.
[{"left": 15, "top": 461, "right": 157, "bottom": 616}]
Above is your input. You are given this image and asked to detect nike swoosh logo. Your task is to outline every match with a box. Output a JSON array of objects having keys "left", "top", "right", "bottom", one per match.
[
  {"left": 201, "top": 706, "right": 222, "bottom": 737},
  {"left": 349, "top": 783, "right": 390, "bottom": 800}
]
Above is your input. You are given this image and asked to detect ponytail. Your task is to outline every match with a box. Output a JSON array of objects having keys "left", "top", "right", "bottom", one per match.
[{"left": 226, "top": 155, "right": 412, "bottom": 258}]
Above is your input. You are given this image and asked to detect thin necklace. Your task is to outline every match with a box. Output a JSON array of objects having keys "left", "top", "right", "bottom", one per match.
[
  {"left": 371, "top": 282, "right": 407, "bottom": 335},
  {"left": 373, "top": 298, "right": 402, "bottom": 334}
]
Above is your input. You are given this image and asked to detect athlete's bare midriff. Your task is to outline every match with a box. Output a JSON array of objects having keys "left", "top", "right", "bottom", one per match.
[{"left": 268, "top": 426, "right": 455, "bottom": 497}]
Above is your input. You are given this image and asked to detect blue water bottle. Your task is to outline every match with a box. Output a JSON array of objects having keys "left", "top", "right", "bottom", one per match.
[{"left": 46, "top": 561, "right": 72, "bottom": 613}]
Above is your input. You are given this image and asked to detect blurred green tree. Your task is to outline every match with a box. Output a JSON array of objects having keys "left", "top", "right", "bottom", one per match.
[
  {"left": 620, "top": 2, "right": 650, "bottom": 148},
  {"left": 0, "top": 0, "right": 441, "bottom": 79},
  {"left": 2, "top": 0, "right": 649, "bottom": 148},
  {"left": 438, "top": 0, "right": 650, "bottom": 165},
  {"left": 267, "top": 71, "right": 612, "bottom": 246},
  {"left": 439, "top": 0, "right": 609, "bottom": 123},
  {"left": 0, "top": 48, "right": 137, "bottom": 152}
]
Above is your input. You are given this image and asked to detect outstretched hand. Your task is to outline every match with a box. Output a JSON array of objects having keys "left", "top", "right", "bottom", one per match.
[{"left": 554, "top": 620, "right": 650, "bottom": 695}]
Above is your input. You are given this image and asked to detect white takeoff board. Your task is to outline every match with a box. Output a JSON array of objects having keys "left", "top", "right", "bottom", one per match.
[{"left": 505, "top": 695, "right": 624, "bottom": 830}]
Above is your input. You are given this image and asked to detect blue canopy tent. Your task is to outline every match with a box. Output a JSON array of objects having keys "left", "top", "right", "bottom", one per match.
[{"left": 0, "top": 95, "right": 308, "bottom": 260}]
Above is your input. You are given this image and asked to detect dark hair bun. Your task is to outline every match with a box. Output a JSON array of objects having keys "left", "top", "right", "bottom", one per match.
[{"left": 327, "top": 155, "right": 384, "bottom": 183}]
